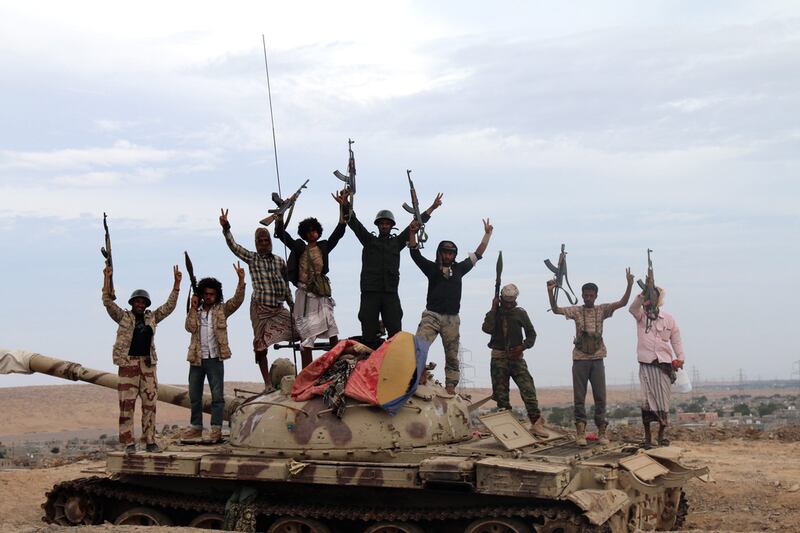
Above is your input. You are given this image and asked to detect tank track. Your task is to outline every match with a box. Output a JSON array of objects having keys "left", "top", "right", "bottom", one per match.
[
  {"left": 44, "top": 476, "right": 608, "bottom": 531},
  {"left": 43, "top": 476, "right": 225, "bottom": 523},
  {"left": 673, "top": 491, "right": 688, "bottom": 530}
]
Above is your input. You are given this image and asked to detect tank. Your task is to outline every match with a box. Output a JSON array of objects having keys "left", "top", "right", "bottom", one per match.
[{"left": 0, "top": 348, "right": 708, "bottom": 533}]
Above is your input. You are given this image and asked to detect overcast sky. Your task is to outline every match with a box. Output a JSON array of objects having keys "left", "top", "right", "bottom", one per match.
[{"left": 2, "top": 1, "right": 798, "bottom": 390}]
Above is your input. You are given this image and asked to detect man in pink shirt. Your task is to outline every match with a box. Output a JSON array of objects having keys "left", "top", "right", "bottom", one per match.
[{"left": 629, "top": 288, "right": 685, "bottom": 447}]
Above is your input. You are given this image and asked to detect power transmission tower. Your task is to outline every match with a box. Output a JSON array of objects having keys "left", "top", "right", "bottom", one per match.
[{"left": 457, "top": 344, "right": 475, "bottom": 395}]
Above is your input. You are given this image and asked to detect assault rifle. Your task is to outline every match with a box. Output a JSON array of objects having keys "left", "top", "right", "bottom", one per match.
[
  {"left": 259, "top": 179, "right": 310, "bottom": 236},
  {"left": 637, "top": 248, "right": 659, "bottom": 332},
  {"left": 402, "top": 170, "right": 427, "bottom": 248},
  {"left": 333, "top": 138, "right": 356, "bottom": 218},
  {"left": 100, "top": 212, "right": 115, "bottom": 300},
  {"left": 184, "top": 251, "right": 200, "bottom": 313},
  {"left": 544, "top": 243, "right": 578, "bottom": 308}
]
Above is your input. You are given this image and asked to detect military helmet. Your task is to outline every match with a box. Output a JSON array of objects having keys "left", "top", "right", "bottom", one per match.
[
  {"left": 270, "top": 358, "right": 296, "bottom": 389},
  {"left": 373, "top": 210, "right": 396, "bottom": 226},
  {"left": 128, "top": 289, "right": 152, "bottom": 307}
]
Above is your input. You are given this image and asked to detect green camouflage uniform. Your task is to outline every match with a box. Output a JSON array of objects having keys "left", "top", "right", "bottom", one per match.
[{"left": 482, "top": 305, "right": 540, "bottom": 418}]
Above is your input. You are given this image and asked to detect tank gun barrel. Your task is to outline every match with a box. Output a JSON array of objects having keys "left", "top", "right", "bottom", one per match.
[{"left": 0, "top": 349, "right": 242, "bottom": 421}]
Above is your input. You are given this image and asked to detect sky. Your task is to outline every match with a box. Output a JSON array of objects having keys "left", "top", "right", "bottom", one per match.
[{"left": 1, "top": 1, "right": 799, "bottom": 390}]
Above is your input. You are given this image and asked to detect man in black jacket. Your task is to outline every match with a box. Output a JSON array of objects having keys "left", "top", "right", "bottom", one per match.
[
  {"left": 334, "top": 190, "right": 442, "bottom": 348},
  {"left": 275, "top": 204, "right": 347, "bottom": 368},
  {"left": 408, "top": 218, "right": 492, "bottom": 394}
]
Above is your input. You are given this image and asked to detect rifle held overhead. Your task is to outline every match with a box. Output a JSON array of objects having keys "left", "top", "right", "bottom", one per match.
[
  {"left": 544, "top": 243, "right": 578, "bottom": 308},
  {"left": 101, "top": 212, "right": 115, "bottom": 301},
  {"left": 401, "top": 169, "right": 428, "bottom": 248}
]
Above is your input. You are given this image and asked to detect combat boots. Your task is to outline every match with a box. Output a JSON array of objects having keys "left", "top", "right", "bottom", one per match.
[
  {"left": 597, "top": 423, "right": 610, "bottom": 445},
  {"left": 181, "top": 426, "right": 202, "bottom": 440},
  {"left": 208, "top": 426, "right": 223, "bottom": 444},
  {"left": 528, "top": 414, "right": 550, "bottom": 438},
  {"left": 657, "top": 424, "right": 669, "bottom": 446},
  {"left": 145, "top": 442, "right": 161, "bottom": 453},
  {"left": 575, "top": 421, "right": 588, "bottom": 446}
]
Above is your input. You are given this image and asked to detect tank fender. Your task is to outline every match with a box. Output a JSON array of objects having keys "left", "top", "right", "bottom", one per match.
[{"left": 567, "top": 489, "right": 630, "bottom": 526}]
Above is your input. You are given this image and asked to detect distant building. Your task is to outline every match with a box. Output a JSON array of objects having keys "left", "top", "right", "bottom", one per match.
[{"left": 676, "top": 412, "right": 719, "bottom": 424}]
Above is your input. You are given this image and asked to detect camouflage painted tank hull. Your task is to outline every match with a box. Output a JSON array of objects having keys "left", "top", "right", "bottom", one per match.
[
  {"left": 1, "top": 350, "right": 707, "bottom": 532},
  {"left": 42, "top": 399, "right": 706, "bottom": 532}
]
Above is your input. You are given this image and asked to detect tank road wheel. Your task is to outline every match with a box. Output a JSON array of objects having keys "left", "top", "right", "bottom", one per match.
[
  {"left": 188, "top": 512, "right": 225, "bottom": 529},
  {"left": 49, "top": 492, "right": 102, "bottom": 525},
  {"left": 465, "top": 518, "right": 532, "bottom": 533},
  {"left": 114, "top": 506, "right": 173, "bottom": 526},
  {"left": 268, "top": 517, "right": 332, "bottom": 533},
  {"left": 364, "top": 522, "right": 426, "bottom": 533}
]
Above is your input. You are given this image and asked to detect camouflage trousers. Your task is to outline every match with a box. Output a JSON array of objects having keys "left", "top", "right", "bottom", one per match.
[
  {"left": 117, "top": 358, "right": 158, "bottom": 445},
  {"left": 416, "top": 310, "right": 461, "bottom": 387},
  {"left": 490, "top": 356, "right": 540, "bottom": 419}
]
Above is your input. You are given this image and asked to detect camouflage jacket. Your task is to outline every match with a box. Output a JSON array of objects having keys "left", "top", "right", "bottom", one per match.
[
  {"left": 184, "top": 281, "right": 246, "bottom": 366},
  {"left": 481, "top": 306, "right": 537, "bottom": 353},
  {"left": 102, "top": 287, "right": 180, "bottom": 367}
]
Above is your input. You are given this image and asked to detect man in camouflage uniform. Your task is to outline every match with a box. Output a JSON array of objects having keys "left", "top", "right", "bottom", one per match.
[
  {"left": 482, "top": 284, "right": 548, "bottom": 437},
  {"left": 102, "top": 265, "right": 181, "bottom": 453},
  {"left": 408, "top": 218, "right": 493, "bottom": 394},
  {"left": 219, "top": 208, "right": 294, "bottom": 388},
  {"left": 547, "top": 269, "right": 633, "bottom": 445}
]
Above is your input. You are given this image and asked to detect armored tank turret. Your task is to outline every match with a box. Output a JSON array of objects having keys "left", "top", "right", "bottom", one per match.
[{"left": 1, "top": 347, "right": 708, "bottom": 532}]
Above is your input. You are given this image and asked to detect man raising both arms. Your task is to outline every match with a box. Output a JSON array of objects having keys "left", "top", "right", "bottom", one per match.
[
  {"left": 220, "top": 208, "right": 294, "bottom": 389},
  {"left": 408, "top": 218, "right": 493, "bottom": 394},
  {"left": 547, "top": 269, "right": 633, "bottom": 445},
  {"left": 333, "top": 190, "right": 442, "bottom": 348}
]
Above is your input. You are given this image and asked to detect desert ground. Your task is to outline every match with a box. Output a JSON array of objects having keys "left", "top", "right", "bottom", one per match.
[{"left": 1, "top": 383, "right": 799, "bottom": 532}]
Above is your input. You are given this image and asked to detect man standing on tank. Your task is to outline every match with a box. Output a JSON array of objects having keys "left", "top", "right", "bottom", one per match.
[
  {"left": 547, "top": 270, "right": 633, "bottom": 446},
  {"left": 482, "top": 283, "right": 548, "bottom": 437},
  {"left": 102, "top": 265, "right": 181, "bottom": 454},
  {"left": 182, "top": 263, "right": 246, "bottom": 443},
  {"left": 275, "top": 200, "right": 347, "bottom": 368},
  {"left": 219, "top": 208, "right": 294, "bottom": 388},
  {"left": 333, "top": 190, "right": 442, "bottom": 348},
  {"left": 408, "top": 218, "right": 493, "bottom": 394},
  {"left": 629, "top": 286, "right": 685, "bottom": 447}
]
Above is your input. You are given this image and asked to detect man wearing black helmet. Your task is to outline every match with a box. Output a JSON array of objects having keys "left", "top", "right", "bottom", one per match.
[
  {"left": 102, "top": 265, "right": 181, "bottom": 454},
  {"left": 408, "top": 218, "right": 493, "bottom": 394},
  {"left": 333, "top": 190, "right": 443, "bottom": 348}
]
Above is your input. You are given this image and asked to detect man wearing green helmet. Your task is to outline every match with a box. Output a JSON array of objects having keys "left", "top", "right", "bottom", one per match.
[
  {"left": 333, "top": 189, "right": 443, "bottom": 348},
  {"left": 102, "top": 265, "right": 181, "bottom": 454}
]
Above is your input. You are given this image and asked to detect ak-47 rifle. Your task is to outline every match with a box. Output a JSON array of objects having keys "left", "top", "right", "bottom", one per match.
[
  {"left": 259, "top": 179, "right": 310, "bottom": 236},
  {"left": 402, "top": 170, "right": 427, "bottom": 248},
  {"left": 637, "top": 248, "right": 659, "bottom": 333},
  {"left": 184, "top": 251, "right": 200, "bottom": 313},
  {"left": 333, "top": 138, "right": 356, "bottom": 219},
  {"left": 544, "top": 243, "right": 578, "bottom": 309},
  {"left": 100, "top": 212, "right": 115, "bottom": 300}
]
